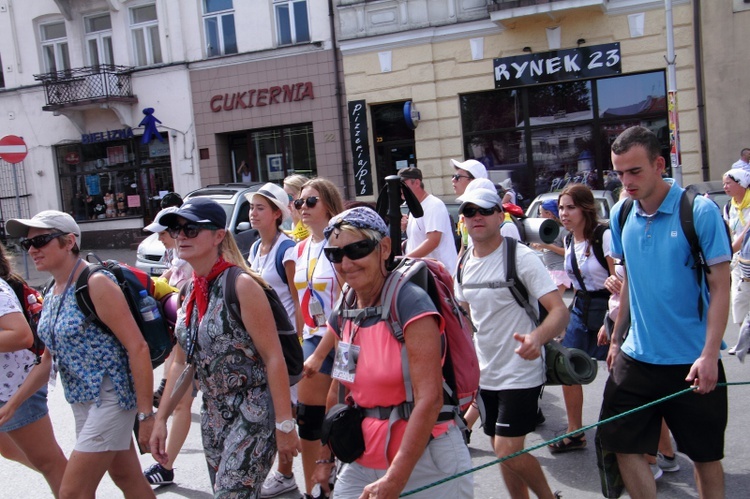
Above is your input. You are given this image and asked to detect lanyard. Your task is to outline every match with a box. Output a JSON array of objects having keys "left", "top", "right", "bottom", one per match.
[
  {"left": 48, "top": 258, "right": 84, "bottom": 354},
  {"left": 305, "top": 236, "right": 326, "bottom": 291}
]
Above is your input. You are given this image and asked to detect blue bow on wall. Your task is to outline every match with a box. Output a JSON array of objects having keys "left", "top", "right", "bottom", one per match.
[{"left": 139, "top": 107, "right": 164, "bottom": 144}]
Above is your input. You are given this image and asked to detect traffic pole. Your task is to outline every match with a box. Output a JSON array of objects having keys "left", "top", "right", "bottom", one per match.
[
  {"left": 11, "top": 161, "right": 29, "bottom": 279},
  {"left": 665, "top": 0, "right": 682, "bottom": 186}
]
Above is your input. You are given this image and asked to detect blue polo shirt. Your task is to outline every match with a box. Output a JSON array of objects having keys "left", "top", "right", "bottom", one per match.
[{"left": 611, "top": 179, "right": 731, "bottom": 365}]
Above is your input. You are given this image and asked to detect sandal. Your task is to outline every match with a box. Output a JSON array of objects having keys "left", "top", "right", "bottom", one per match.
[{"left": 548, "top": 433, "right": 587, "bottom": 454}]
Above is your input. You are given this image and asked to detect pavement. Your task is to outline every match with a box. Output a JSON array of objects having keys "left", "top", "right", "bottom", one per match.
[{"left": 2, "top": 247, "right": 750, "bottom": 498}]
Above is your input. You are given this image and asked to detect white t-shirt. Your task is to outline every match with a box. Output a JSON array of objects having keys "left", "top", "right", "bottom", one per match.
[
  {"left": 293, "top": 237, "right": 339, "bottom": 339},
  {"left": 250, "top": 233, "right": 297, "bottom": 323},
  {"left": 405, "top": 194, "right": 458, "bottom": 271},
  {"left": 455, "top": 241, "right": 557, "bottom": 390},
  {"left": 500, "top": 220, "right": 521, "bottom": 240},
  {"left": 0, "top": 278, "right": 33, "bottom": 403},
  {"left": 564, "top": 229, "right": 612, "bottom": 291}
]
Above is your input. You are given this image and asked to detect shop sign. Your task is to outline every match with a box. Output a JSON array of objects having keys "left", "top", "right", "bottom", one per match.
[
  {"left": 348, "top": 100, "right": 373, "bottom": 196},
  {"left": 210, "top": 82, "right": 315, "bottom": 112},
  {"left": 493, "top": 43, "right": 621, "bottom": 89},
  {"left": 64, "top": 151, "right": 81, "bottom": 165},
  {"left": 81, "top": 127, "right": 134, "bottom": 144}
]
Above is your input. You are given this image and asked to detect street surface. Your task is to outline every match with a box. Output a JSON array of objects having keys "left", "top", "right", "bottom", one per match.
[{"left": 2, "top": 247, "right": 749, "bottom": 498}]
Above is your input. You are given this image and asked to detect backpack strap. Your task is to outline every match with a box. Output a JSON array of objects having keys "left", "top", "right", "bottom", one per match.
[
  {"left": 680, "top": 189, "right": 707, "bottom": 320},
  {"left": 591, "top": 224, "right": 610, "bottom": 274},
  {"left": 616, "top": 198, "right": 635, "bottom": 265},
  {"left": 222, "top": 266, "right": 244, "bottom": 326},
  {"left": 275, "top": 239, "right": 296, "bottom": 285},
  {"left": 74, "top": 264, "right": 107, "bottom": 330},
  {"left": 503, "top": 238, "right": 540, "bottom": 327}
]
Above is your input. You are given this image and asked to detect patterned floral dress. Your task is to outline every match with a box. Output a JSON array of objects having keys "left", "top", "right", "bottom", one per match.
[{"left": 175, "top": 269, "right": 275, "bottom": 497}]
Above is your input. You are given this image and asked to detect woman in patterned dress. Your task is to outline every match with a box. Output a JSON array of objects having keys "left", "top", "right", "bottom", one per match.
[
  {"left": 151, "top": 198, "right": 299, "bottom": 498},
  {"left": 6, "top": 210, "right": 156, "bottom": 498}
]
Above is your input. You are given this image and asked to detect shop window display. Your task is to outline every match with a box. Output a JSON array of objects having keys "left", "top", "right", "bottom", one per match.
[{"left": 55, "top": 133, "right": 173, "bottom": 222}]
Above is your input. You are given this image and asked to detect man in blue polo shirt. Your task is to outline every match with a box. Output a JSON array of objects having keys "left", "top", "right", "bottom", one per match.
[{"left": 600, "top": 126, "right": 731, "bottom": 499}]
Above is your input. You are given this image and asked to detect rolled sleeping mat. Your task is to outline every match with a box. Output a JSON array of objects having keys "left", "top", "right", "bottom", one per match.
[
  {"left": 544, "top": 341, "right": 598, "bottom": 386},
  {"left": 522, "top": 218, "right": 561, "bottom": 245}
]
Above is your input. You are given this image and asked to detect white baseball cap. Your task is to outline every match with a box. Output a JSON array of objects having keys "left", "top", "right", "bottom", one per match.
[
  {"left": 7, "top": 210, "right": 82, "bottom": 247},
  {"left": 450, "top": 159, "right": 488, "bottom": 180},
  {"left": 458, "top": 188, "right": 502, "bottom": 213}
]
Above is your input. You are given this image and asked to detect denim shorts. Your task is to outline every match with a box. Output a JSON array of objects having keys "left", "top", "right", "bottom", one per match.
[
  {"left": 303, "top": 335, "right": 335, "bottom": 376},
  {"left": 0, "top": 385, "right": 49, "bottom": 433}
]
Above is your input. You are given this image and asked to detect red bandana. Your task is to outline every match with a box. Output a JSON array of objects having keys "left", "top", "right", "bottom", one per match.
[{"left": 185, "top": 257, "right": 234, "bottom": 322}]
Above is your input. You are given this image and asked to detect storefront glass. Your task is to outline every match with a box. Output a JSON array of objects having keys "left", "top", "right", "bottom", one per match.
[
  {"left": 55, "top": 133, "right": 173, "bottom": 222},
  {"left": 460, "top": 71, "right": 667, "bottom": 207},
  {"left": 230, "top": 123, "right": 317, "bottom": 183}
]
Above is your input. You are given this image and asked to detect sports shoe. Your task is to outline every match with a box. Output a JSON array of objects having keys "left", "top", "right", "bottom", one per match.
[
  {"left": 650, "top": 463, "right": 663, "bottom": 481},
  {"left": 657, "top": 452, "right": 681, "bottom": 472},
  {"left": 143, "top": 463, "right": 174, "bottom": 485},
  {"left": 260, "top": 470, "right": 298, "bottom": 498}
]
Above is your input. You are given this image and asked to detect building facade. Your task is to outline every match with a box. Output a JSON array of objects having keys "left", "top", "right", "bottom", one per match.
[
  {"left": 335, "top": 0, "right": 705, "bottom": 204},
  {"left": 0, "top": 0, "right": 350, "bottom": 246}
]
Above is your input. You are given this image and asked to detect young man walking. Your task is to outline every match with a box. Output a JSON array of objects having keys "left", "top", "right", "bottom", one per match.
[
  {"left": 454, "top": 187, "right": 568, "bottom": 499},
  {"left": 602, "top": 125, "right": 731, "bottom": 499}
]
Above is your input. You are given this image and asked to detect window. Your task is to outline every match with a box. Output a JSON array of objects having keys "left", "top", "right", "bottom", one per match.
[
  {"left": 229, "top": 123, "right": 317, "bottom": 183},
  {"left": 85, "top": 13, "right": 114, "bottom": 67},
  {"left": 130, "top": 4, "right": 162, "bottom": 66},
  {"left": 40, "top": 21, "right": 71, "bottom": 73},
  {"left": 203, "top": 0, "right": 237, "bottom": 57},
  {"left": 275, "top": 0, "right": 310, "bottom": 45}
]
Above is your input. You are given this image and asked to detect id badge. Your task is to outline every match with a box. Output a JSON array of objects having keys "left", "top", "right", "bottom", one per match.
[
  {"left": 308, "top": 296, "right": 327, "bottom": 327},
  {"left": 332, "top": 342, "right": 360, "bottom": 383},
  {"left": 48, "top": 360, "right": 58, "bottom": 390}
]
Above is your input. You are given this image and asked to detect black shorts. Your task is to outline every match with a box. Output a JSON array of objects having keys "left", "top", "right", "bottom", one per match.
[
  {"left": 478, "top": 385, "right": 542, "bottom": 438},
  {"left": 598, "top": 352, "right": 727, "bottom": 462}
]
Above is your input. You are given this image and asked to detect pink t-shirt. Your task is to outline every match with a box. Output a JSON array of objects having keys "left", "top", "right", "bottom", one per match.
[{"left": 332, "top": 287, "right": 450, "bottom": 469}]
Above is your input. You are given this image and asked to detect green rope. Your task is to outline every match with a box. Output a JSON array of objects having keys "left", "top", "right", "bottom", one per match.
[{"left": 399, "top": 381, "right": 749, "bottom": 497}]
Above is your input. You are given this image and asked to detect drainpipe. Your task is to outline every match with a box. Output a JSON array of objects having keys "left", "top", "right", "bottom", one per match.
[
  {"left": 665, "top": 0, "right": 682, "bottom": 186},
  {"left": 329, "top": 0, "right": 351, "bottom": 199},
  {"left": 693, "top": 0, "right": 709, "bottom": 181}
]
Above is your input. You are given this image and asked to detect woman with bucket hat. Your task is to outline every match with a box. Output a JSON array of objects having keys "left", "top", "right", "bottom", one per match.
[{"left": 6, "top": 210, "right": 156, "bottom": 498}]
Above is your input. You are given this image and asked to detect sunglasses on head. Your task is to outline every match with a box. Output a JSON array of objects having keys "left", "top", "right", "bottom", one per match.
[
  {"left": 20, "top": 232, "right": 68, "bottom": 251},
  {"left": 461, "top": 206, "right": 499, "bottom": 218},
  {"left": 452, "top": 173, "right": 472, "bottom": 181},
  {"left": 324, "top": 239, "right": 380, "bottom": 264},
  {"left": 167, "top": 222, "right": 219, "bottom": 239},
  {"left": 293, "top": 196, "right": 319, "bottom": 210}
]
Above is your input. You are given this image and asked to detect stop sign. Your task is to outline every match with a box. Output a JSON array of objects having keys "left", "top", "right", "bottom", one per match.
[{"left": 0, "top": 135, "right": 28, "bottom": 164}]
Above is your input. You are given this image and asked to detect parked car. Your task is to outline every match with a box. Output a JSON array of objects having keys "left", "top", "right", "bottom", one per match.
[
  {"left": 525, "top": 189, "right": 617, "bottom": 222},
  {"left": 136, "top": 183, "right": 262, "bottom": 276}
]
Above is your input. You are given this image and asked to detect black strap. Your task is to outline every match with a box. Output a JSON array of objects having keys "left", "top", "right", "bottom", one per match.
[{"left": 568, "top": 237, "right": 589, "bottom": 295}]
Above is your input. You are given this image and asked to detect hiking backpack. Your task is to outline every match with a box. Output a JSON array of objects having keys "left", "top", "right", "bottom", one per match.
[
  {"left": 337, "top": 257, "right": 480, "bottom": 415},
  {"left": 250, "top": 238, "right": 296, "bottom": 284},
  {"left": 7, "top": 276, "right": 45, "bottom": 365},
  {"left": 71, "top": 253, "right": 175, "bottom": 368},
  {"left": 564, "top": 224, "right": 610, "bottom": 274},
  {"left": 501, "top": 203, "right": 528, "bottom": 242},
  {"left": 222, "top": 266, "right": 304, "bottom": 385},
  {"left": 617, "top": 189, "right": 732, "bottom": 320}
]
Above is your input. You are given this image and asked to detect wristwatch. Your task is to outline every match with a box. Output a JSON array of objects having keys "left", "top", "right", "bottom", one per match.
[
  {"left": 137, "top": 411, "right": 156, "bottom": 422},
  {"left": 275, "top": 419, "right": 295, "bottom": 433}
]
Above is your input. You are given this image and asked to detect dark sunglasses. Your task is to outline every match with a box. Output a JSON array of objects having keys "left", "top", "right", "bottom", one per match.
[
  {"left": 461, "top": 206, "right": 500, "bottom": 218},
  {"left": 20, "top": 232, "right": 67, "bottom": 250},
  {"left": 324, "top": 239, "right": 380, "bottom": 264},
  {"left": 452, "top": 173, "right": 472, "bottom": 181},
  {"left": 167, "top": 223, "right": 219, "bottom": 239},
  {"left": 293, "top": 196, "right": 319, "bottom": 210}
]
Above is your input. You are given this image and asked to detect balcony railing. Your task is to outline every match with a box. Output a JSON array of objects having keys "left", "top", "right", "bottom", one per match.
[
  {"left": 34, "top": 65, "right": 137, "bottom": 111},
  {"left": 488, "top": 0, "right": 568, "bottom": 10}
]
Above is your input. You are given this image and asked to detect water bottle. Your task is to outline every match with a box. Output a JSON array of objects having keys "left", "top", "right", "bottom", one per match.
[
  {"left": 138, "top": 290, "right": 161, "bottom": 322},
  {"left": 26, "top": 293, "right": 43, "bottom": 318}
]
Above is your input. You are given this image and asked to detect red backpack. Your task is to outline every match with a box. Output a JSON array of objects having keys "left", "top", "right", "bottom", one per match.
[
  {"left": 7, "top": 276, "right": 45, "bottom": 365},
  {"left": 339, "top": 257, "right": 479, "bottom": 414}
]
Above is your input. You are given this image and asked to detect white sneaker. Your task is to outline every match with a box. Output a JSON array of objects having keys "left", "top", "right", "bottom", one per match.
[
  {"left": 657, "top": 452, "right": 681, "bottom": 472},
  {"left": 650, "top": 463, "right": 663, "bottom": 481},
  {"left": 260, "top": 470, "right": 298, "bottom": 498}
]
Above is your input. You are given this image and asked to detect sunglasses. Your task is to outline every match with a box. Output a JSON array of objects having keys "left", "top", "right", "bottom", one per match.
[
  {"left": 20, "top": 232, "right": 67, "bottom": 251},
  {"left": 167, "top": 223, "right": 219, "bottom": 239},
  {"left": 293, "top": 196, "right": 319, "bottom": 210},
  {"left": 461, "top": 206, "right": 500, "bottom": 218},
  {"left": 324, "top": 239, "right": 380, "bottom": 264},
  {"left": 452, "top": 173, "right": 472, "bottom": 181}
]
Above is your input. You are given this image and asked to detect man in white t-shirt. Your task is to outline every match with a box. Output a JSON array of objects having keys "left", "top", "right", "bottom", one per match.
[
  {"left": 399, "top": 167, "right": 458, "bottom": 271},
  {"left": 731, "top": 148, "right": 750, "bottom": 171},
  {"left": 455, "top": 187, "right": 568, "bottom": 499}
]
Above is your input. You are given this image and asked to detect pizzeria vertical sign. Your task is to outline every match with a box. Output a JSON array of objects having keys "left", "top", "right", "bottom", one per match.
[
  {"left": 493, "top": 43, "right": 621, "bottom": 88},
  {"left": 348, "top": 100, "right": 373, "bottom": 196}
]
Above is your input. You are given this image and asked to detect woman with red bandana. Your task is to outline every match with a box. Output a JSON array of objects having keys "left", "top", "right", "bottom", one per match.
[{"left": 150, "top": 198, "right": 299, "bottom": 497}]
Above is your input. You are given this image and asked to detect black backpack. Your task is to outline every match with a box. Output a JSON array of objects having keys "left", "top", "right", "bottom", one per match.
[
  {"left": 222, "top": 266, "right": 304, "bottom": 385},
  {"left": 564, "top": 224, "right": 610, "bottom": 274},
  {"left": 617, "top": 189, "right": 732, "bottom": 320}
]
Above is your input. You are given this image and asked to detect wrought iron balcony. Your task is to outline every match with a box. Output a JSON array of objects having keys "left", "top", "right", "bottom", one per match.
[
  {"left": 34, "top": 65, "right": 137, "bottom": 112},
  {"left": 488, "top": 0, "right": 565, "bottom": 9}
]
